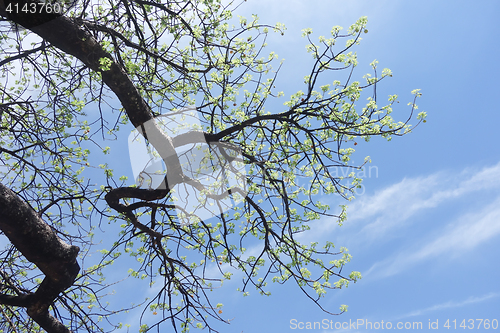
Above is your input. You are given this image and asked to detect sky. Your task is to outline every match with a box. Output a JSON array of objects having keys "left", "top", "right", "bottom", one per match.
[
  {"left": 2, "top": 0, "right": 500, "bottom": 332},
  {"left": 84, "top": 1, "right": 500, "bottom": 332},
  {"left": 160, "top": 1, "right": 500, "bottom": 332}
]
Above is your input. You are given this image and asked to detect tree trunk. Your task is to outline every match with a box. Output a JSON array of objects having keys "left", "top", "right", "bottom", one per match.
[{"left": 0, "top": 183, "right": 80, "bottom": 333}]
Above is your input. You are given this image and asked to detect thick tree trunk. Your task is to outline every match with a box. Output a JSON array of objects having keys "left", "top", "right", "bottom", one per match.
[
  {"left": 0, "top": 0, "right": 184, "bottom": 178},
  {"left": 0, "top": 3, "right": 200, "bottom": 330},
  {"left": 0, "top": 183, "right": 80, "bottom": 333}
]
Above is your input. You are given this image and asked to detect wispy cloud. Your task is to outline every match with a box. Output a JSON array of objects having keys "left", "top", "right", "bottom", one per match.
[
  {"left": 355, "top": 162, "right": 500, "bottom": 278},
  {"left": 364, "top": 195, "right": 500, "bottom": 278},
  {"left": 394, "top": 292, "right": 500, "bottom": 320},
  {"left": 349, "top": 162, "right": 500, "bottom": 241},
  {"left": 303, "top": 162, "right": 500, "bottom": 242},
  {"left": 298, "top": 162, "right": 500, "bottom": 277}
]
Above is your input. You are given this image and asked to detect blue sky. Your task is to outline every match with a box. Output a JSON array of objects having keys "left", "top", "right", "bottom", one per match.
[
  {"left": 164, "top": 1, "right": 500, "bottom": 332},
  {"left": 104, "top": 1, "right": 500, "bottom": 332},
  {"left": 2, "top": 0, "right": 500, "bottom": 332}
]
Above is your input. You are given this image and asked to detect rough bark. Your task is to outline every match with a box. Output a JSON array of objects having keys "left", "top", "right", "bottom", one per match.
[
  {"left": 0, "top": 2, "right": 207, "bottom": 330},
  {"left": 0, "top": 183, "right": 80, "bottom": 333},
  {"left": 1, "top": 0, "right": 185, "bottom": 179}
]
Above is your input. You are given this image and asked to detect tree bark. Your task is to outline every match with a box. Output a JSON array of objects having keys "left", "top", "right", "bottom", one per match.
[
  {"left": 0, "top": 0, "right": 185, "bottom": 178},
  {"left": 0, "top": 183, "right": 80, "bottom": 333},
  {"left": 0, "top": 3, "right": 202, "bottom": 330}
]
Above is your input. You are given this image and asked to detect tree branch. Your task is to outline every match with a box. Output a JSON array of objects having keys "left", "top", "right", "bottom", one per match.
[{"left": 0, "top": 183, "right": 79, "bottom": 333}]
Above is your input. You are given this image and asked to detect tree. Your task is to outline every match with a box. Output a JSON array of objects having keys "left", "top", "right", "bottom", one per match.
[{"left": 0, "top": 0, "right": 426, "bottom": 332}]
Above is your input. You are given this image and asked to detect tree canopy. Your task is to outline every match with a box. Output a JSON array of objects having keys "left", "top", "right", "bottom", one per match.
[{"left": 0, "top": 0, "right": 425, "bottom": 332}]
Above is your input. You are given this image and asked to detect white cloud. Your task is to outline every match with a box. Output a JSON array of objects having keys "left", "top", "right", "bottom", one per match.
[
  {"left": 304, "top": 162, "right": 499, "bottom": 242},
  {"left": 295, "top": 162, "right": 500, "bottom": 277},
  {"left": 363, "top": 190, "right": 500, "bottom": 279},
  {"left": 394, "top": 292, "right": 500, "bottom": 320},
  {"left": 348, "top": 173, "right": 443, "bottom": 240},
  {"left": 342, "top": 161, "right": 500, "bottom": 242}
]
